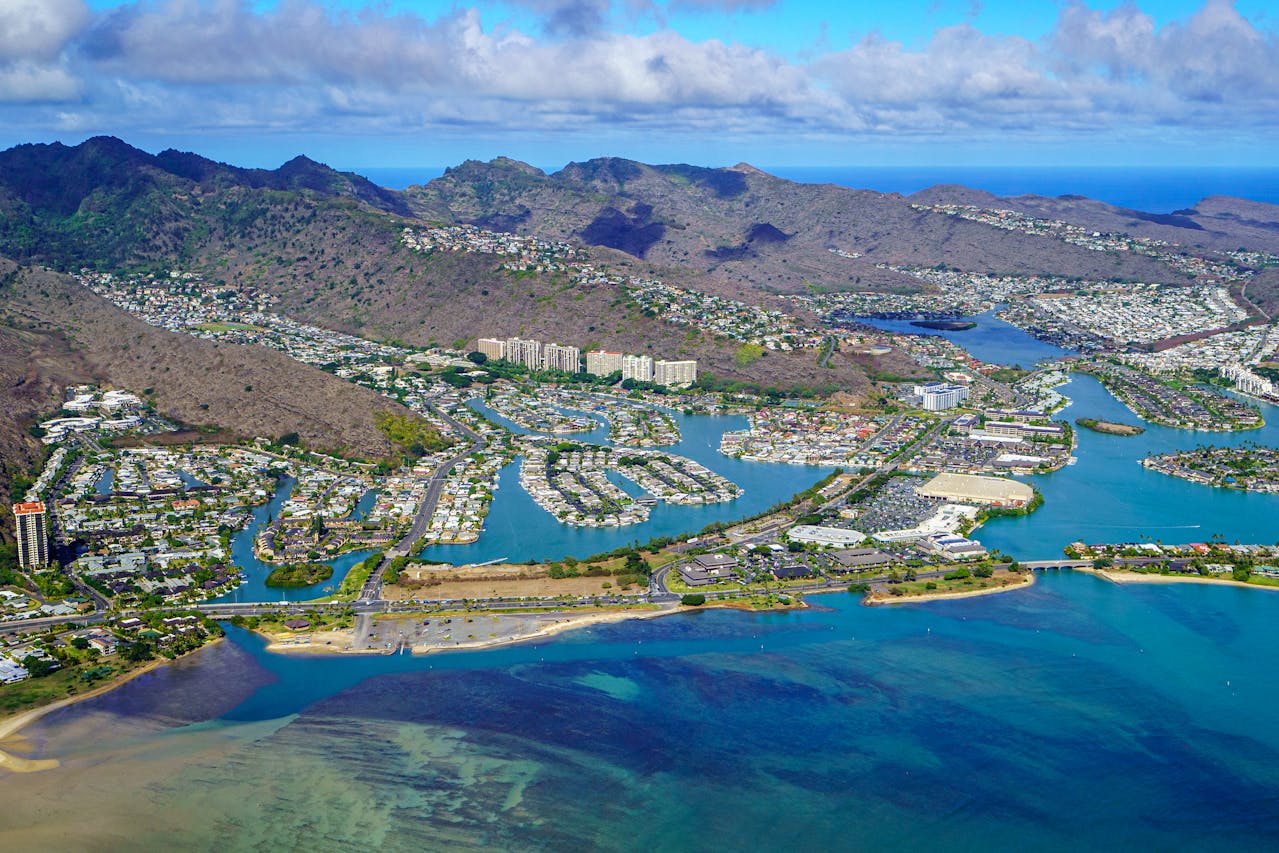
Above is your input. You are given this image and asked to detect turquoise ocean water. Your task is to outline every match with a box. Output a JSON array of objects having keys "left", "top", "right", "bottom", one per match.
[{"left": 9, "top": 571, "right": 1279, "bottom": 850}]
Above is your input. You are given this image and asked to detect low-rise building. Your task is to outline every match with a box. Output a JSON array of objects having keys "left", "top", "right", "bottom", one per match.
[
  {"left": 827, "top": 548, "right": 897, "bottom": 571},
  {"left": 788, "top": 525, "right": 866, "bottom": 547},
  {"left": 915, "top": 472, "right": 1034, "bottom": 507}
]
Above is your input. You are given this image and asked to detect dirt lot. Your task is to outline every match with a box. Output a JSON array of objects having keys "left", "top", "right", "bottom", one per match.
[{"left": 383, "top": 563, "right": 638, "bottom": 600}]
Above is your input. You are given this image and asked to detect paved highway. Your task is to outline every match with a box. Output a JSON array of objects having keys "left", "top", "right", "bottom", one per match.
[{"left": 361, "top": 401, "right": 487, "bottom": 601}]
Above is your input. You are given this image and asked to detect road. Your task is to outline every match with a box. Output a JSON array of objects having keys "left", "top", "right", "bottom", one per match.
[{"left": 361, "top": 401, "right": 486, "bottom": 600}]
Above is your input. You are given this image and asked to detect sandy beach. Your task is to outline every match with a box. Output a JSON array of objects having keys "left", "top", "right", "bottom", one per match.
[
  {"left": 412, "top": 607, "right": 681, "bottom": 654},
  {"left": 260, "top": 606, "right": 685, "bottom": 656},
  {"left": 1079, "top": 567, "right": 1279, "bottom": 591},
  {"left": 864, "top": 572, "right": 1034, "bottom": 606},
  {"left": 0, "top": 648, "right": 216, "bottom": 773}
]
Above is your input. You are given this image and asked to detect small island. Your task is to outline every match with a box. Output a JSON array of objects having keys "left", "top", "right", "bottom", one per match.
[
  {"left": 1076, "top": 417, "right": 1145, "bottom": 436},
  {"left": 910, "top": 319, "right": 977, "bottom": 331},
  {"left": 264, "top": 562, "right": 334, "bottom": 588}
]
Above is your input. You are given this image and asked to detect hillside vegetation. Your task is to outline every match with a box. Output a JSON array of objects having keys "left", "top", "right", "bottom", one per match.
[{"left": 0, "top": 259, "right": 438, "bottom": 537}]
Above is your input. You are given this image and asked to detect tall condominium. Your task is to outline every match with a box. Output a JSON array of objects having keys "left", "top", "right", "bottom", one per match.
[
  {"left": 505, "top": 337, "right": 543, "bottom": 369},
  {"left": 543, "top": 343, "right": 582, "bottom": 373},
  {"left": 585, "top": 350, "right": 624, "bottom": 376},
  {"left": 654, "top": 359, "right": 697, "bottom": 387},
  {"left": 476, "top": 338, "right": 506, "bottom": 360},
  {"left": 622, "top": 354, "right": 654, "bottom": 383},
  {"left": 913, "top": 382, "right": 969, "bottom": 411},
  {"left": 12, "top": 501, "right": 48, "bottom": 570}
]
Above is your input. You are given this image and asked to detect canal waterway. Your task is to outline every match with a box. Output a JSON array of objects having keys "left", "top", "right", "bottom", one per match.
[
  {"left": 419, "top": 399, "right": 833, "bottom": 564},
  {"left": 213, "top": 476, "right": 373, "bottom": 604},
  {"left": 11, "top": 570, "right": 1279, "bottom": 850},
  {"left": 977, "top": 373, "right": 1279, "bottom": 559},
  {"left": 846, "top": 311, "right": 1279, "bottom": 557},
  {"left": 853, "top": 308, "right": 1075, "bottom": 366}
]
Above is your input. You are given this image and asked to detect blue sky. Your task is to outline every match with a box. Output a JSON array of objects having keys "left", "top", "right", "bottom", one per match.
[{"left": 4, "top": 1, "right": 1278, "bottom": 169}]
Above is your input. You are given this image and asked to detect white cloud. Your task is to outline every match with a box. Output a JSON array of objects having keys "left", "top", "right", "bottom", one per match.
[
  {"left": 0, "top": 0, "right": 1275, "bottom": 143},
  {"left": 0, "top": 0, "right": 89, "bottom": 62},
  {"left": 0, "top": 61, "right": 81, "bottom": 103}
]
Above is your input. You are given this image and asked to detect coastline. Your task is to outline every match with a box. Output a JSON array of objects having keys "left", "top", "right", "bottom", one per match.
[
  {"left": 414, "top": 607, "right": 682, "bottom": 654},
  {"left": 1077, "top": 567, "right": 1279, "bottom": 591},
  {"left": 0, "top": 639, "right": 225, "bottom": 773},
  {"left": 863, "top": 571, "right": 1035, "bottom": 606},
  {"left": 259, "top": 606, "right": 688, "bottom": 656},
  {"left": 261, "top": 596, "right": 813, "bottom": 657}
]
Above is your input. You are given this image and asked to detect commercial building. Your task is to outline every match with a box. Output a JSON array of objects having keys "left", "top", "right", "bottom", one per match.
[
  {"left": 982, "top": 421, "right": 1065, "bottom": 439},
  {"left": 477, "top": 338, "right": 506, "bottom": 360},
  {"left": 914, "top": 382, "right": 969, "bottom": 411},
  {"left": 622, "top": 354, "right": 654, "bottom": 383},
  {"left": 788, "top": 525, "right": 866, "bottom": 547},
  {"left": 915, "top": 472, "right": 1034, "bottom": 508},
  {"left": 12, "top": 501, "right": 49, "bottom": 570},
  {"left": 923, "top": 533, "right": 988, "bottom": 560},
  {"left": 826, "top": 548, "right": 897, "bottom": 571},
  {"left": 654, "top": 359, "right": 697, "bottom": 387},
  {"left": 542, "top": 343, "right": 582, "bottom": 373},
  {"left": 679, "top": 552, "right": 739, "bottom": 586},
  {"left": 505, "top": 337, "right": 543, "bottom": 369},
  {"left": 585, "top": 350, "right": 624, "bottom": 376}
]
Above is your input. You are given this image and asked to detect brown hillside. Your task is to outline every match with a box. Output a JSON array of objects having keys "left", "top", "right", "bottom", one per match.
[
  {"left": 0, "top": 261, "right": 425, "bottom": 494},
  {"left": 405, "top": 158, "right": 1190, "bottom": 297}
]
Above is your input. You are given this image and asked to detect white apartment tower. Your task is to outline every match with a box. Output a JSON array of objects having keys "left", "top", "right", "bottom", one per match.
[
  {"left": 654, "top": 360, "right": 697, "bottom": 387},
  {"left": 543, "top": 343, "right": 582, "bottom": 373},
  {"left": 476, "top": 338, "right": 506, "bottom": 360},
  {"left": 12, "top": 501, "right": 48, "bottom": 570},
  {"left": 585, "top": 350, "right": 624, "bottom": 376},
  {"left": 505, "top": 337, "right": 543, "bottom": 369},
  {"left": 913, "top": 382, "right": 969, "bottom": 411},
  {"left": 622, "top": 354, "right": 654, "bottom": 383}
]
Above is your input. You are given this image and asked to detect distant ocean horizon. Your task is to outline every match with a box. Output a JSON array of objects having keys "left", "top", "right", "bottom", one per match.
[{"left": 351, "top": 164, "right": 1279, "bottom": 213}]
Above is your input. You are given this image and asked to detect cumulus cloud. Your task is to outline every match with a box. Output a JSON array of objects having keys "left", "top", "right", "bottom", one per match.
[
  {"left": 0, "top": 0, "right": 90, "bottom": 62},
  {"left": 0, "top": 0, "right": 89, "bottom": 103},
  {"left": 0, "top": 0, "right": 1274, "bottom": 143}
]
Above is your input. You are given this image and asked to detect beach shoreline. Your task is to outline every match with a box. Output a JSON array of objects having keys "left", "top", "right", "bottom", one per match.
[
  {"left": 259, "top": 606, "right": 688, "bottom": 656},
  {"left": 1077, "top": 567, "right": 1279, "bottom": 591},
  {"left": 0, "top": 639, "right": 225, "bottom": 773},
  {"left": 863, "top": 572, "right": 1035, "bottom": 606}
]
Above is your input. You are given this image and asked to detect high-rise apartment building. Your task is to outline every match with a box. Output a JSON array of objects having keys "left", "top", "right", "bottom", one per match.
[
  {"left": 621, "top": 354, "right": 654, "bottom": 383},
  {"left": 543, "top": 343, "right": 582, "bottom": 373},
  {"left": 913, "top": 382, "right": 969, "bottom": 411},
  {"left": 654, "top": 360, "right": 697, "bottom": 387},
  {"left": 505, "top": 337, "right": 543, "bottom": 369},
  {"left": 476, "top": 338, "right": 506, "bottom": 360},
  {"left": 12, "top": 501, "right": 48, "bottom": 570},
  {"left": 585, "top": 350, "right": 624, "bottom": 376}
]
